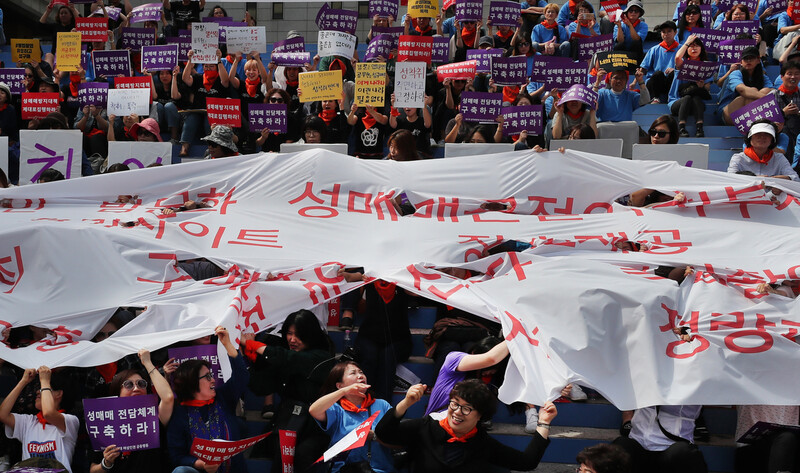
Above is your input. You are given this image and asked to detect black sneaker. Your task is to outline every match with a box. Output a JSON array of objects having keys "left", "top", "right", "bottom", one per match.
[
  {"left": 679, "top": 127, "right": 690, "bottom": 138},
  {"left": 261, "top": 404, "right": 276, "bottom": 420},
  {"left": 620, "top": 420, "right": 632, "bottom": 437},
  {"left": 339, "top": 316, "right": 354, "bottom": 330},
  {"left": 694, "top": 425, "right": 710, "bottom": 442},
  {"left": 695, "top": 124, "right": 704, "bottom": 137}
]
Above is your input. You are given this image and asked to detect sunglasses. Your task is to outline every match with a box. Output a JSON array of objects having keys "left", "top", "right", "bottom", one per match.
[
  {"left": 122, "top": 379, "right": 148, "bottom": 390},
  {"left": 198, "top": 372, "right": 214, "bottom": 381},
  {"left": 520, "top": 41, "right": 531, "bottom": 46},
  {"left": 25, "top": 74, "right": 35, "bottom": 78},
  {"left": 649, "top": 129, "right": 669, "bottom": 138},
  {"left": 269, "top": 96, "right": 284, "bottom": 103}
]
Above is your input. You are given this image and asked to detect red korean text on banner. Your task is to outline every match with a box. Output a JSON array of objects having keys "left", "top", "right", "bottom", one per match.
[
  {"left": 317, "top": 411, "right": 380, "bottom": 463},
  {"left": 280, "top": 430, "right": 297, "bottom": 473},
  {"left": 190, "top": 432, "right": 271, "bottom": 465},
  {"left": 397, "top": 35, "right": 433, "bottom": 64},
  {"left": 444, "top": 0, "right": 456, "bottom": 9},
  {"left": 76, "top": 18, "right": 109, "bottom": 43},
  {"left": 114, "top": 76, "right": 153, "bottom": 104},
  {"left": 436, "top": 60, "right": 477, "bottom": 81},
  {"left": 21, "top": 93, "right": 60, "bottom": 120},
  {"left": 206, "top": 98, "right": 242, "bottom": 128}
]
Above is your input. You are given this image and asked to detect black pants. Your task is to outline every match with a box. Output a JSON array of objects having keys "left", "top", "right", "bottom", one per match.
[
  {"left": 612, "top": 436, "right": 708, "bottom": 473},
  {"left": 647, "top": 70, "right": 675, "bottom": 103},
  {"left": 735, "top": 431, "right": 800, "bottom": 473},
  {"left": 670, "top": 95, "right": 705, "bottom": 124}
]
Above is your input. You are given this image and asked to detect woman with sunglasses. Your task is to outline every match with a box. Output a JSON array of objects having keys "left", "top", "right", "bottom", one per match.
[
  {"left": 647, "top": 115, "right": 680, "bottom": 144},
  {"left": 89, "top": 349, "right": 175, "bottom": 473},
  {"left": 255, "top": 89, "right": 300, "bottom": 152},
  {"left": 168, "top": 326, "right": 249, "bottom": 473},
  {"left": 677, "top": 5, "right": 704, "bottom": 43},
  {"left": 376, "top": 379, "right": 558, "bottom": 473}
]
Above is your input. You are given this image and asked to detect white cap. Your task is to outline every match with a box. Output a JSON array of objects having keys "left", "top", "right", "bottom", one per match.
[{"left": 748, "top": 122, "right": 776, "bottom": 139}]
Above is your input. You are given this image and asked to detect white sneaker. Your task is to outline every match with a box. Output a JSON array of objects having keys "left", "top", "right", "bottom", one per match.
[
  {"left": 524, "top": 407, "right": 539, "bottom": 433},
  {"left": 569, "top": 384, "right": 588, "bottom": 402}
]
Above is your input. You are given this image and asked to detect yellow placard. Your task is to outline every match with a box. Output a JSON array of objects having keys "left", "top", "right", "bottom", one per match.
[
  {"left": 408, "top": 0, "right": 440, "bottom": 19},
  {"left": 56, "top": 32, "right": 82, "bottom": 72},
  {"left": 299, "top": 71, "right": 344, "bottom": 103},
  {"left": 11, "top": 38, "right": 41, "bottom": 63},
  {"left": 354, "top": 63, "right": 387, "bottom": 107}
]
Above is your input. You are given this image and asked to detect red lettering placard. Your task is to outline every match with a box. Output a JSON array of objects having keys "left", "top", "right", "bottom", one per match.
[
  {"left": 114, "top": 76, "right": 152, "bottom": 103},
  {"left": 76, "top": 17, "right": 109, "bottom": 43},
  {"left": 436, "top": 60, "right": 477, "bottom": 81},
  {"left": 191, "top": 432, "right": 271, "bottom": 465},
  {"left": 206, "top": 97, "right": 242, "bottom": 127},
  {"left": 21, "top": 92, "right": 60, "bottom": 120},
  {"left": 397, "top": 35, "right": 433, "bottom": 64}
]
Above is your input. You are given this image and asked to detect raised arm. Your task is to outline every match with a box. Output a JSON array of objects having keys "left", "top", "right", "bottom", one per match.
[
  {"left": 456, "top": 340, "right": 509, "bottom": 372},
  {"left": 139, "top": 349, "right": 175, "bottom": 426},
  {"left": 0, "top": 369, "right": 36, "bottom": 429},
  {"left": 38, "top": 366, "right": 67, "bottom": 433},
  {"left": 309, "top": 382, "right": 371, "bottom": 423}
]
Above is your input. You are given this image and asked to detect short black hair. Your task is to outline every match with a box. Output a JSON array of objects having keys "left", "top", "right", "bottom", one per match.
[
  {"left": 449, "top": 379, "right": 497, "bottom": 420},
  {"left": 781, "top": 61, "right": 800, "bottom": 76},
  {"left": 576, "top": 444, "right": 631, "bottom": 473},
  {"left": 657, "top": 20, "right": 677, "bottom": 31},
  {"left": 173, "top": 359, "right": 210, "bottom": 402}
]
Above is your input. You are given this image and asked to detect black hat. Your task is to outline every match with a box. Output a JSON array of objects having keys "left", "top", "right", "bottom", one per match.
[{"left": 740, "top": 46, "right": 759, "bottom": 60}]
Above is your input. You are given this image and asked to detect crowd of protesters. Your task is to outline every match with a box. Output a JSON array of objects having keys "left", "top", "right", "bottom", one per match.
[{"left": 0, "top": 0, "right": 799, "bottom": 473}]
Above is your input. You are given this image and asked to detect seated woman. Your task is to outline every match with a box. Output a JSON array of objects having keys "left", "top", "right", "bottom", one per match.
[
  {"left": 168, "top": 326, "right": 249, "bottom": 473},
  {"left": 669, "top": 34, "right": 712, "bottom": 137},
  {"left": 545, "top": 86, "right": 598, "bottom": 145},
  {"left": 376, "top": 380, "right": 558, "bottom": 473},
  {"left": 90, "top": 349, "right": 175, "bottom": 473},
  {"left": 531, "top": 3, "right": 570, "bottom": 56},
  {"left": 309, "top": 361, "right": 395, "bottom": 473},
  {"left": 386, "top": 129, "right": 421, "bottom": 161},
  {"left": 719, "top": 46, "right": 774, "bottom": 125},
  {"left": 735, "top": 405, "right": 800, "bottom": 473},
  {"left": 728, "top": 119, "right": 799, "bottom": 179}
]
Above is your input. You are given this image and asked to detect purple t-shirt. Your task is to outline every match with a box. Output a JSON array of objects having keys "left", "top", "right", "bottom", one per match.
[{"left": 424, "top": 351, "right": 467, "bottom": 415}]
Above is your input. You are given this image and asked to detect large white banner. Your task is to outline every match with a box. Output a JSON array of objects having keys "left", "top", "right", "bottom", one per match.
[
  {"left": 108, "top": 142, "right": 173, "bottom": 169},
  {"left": 1, "top": 150, "right": 800, "bottom": 409},
  {"left": 18, "top": 130, "right": 82, "bottom": 185}
]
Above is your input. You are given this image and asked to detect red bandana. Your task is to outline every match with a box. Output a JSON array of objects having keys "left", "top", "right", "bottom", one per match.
[
  {"left": 0, "top": 104, "right": 7, "bottom": 112},
  {"left": 415, "top": 24, "right": 432, "bottom": 35},
  {"left": 660, "top": 40, "right": 679, "bottom": 52},
  {"left": 744, "top": 146, "right": 774, "bottom": 164},
  {"left": 203, "top": 69, "right": 219, "bottom": 92},
  {"left": 96, "top": 362, "right": 117, "bottom": 384},
  {"left": 319, "top": 108, "right": 337, "bottom": 125},
  {"left": 339, "top": 394, "right": 375, "bottom": 413},
  {"left": 503, "top": 85, "right": 520, "bottom": 104},
  {"left": 565, "top": 108, "right": 584, "bottom": 120},
  {"left": 286, "top": 80, "right": 299, "bottom": 87},
  {"left": 245, "top": 77, "right": 260, "bottom": 97},
  {"left": 361, "top": 113, "right": 377, "bottom": 130},
  {"left": 629, "top": 19, "right": 640, "bottom": 28},
  {"left": 374, "top": 280, "right": 397, "bottom": 304},
  {"left": 568, "top": 0, "right": 579, "bottom": 15},
  {"left": 461, "top": 27, "right": 477, "bottom": 48},
  {"left": 69, "top": 74, "right": 81, "bottom": 97},
  {"left": 438, "top": 417, "right": 478, "bottom": 443},
  {"left": 496, "top": 29, "right": 514, "bottom": 40},
  {"left": 541, "top": 20, "right": 558, "bottom": 29},
  {"left": 180, "top": 398, "right": 215, "bottom": 407},
  {"left": 779, "top": 83, "right": 798, "bottom": 95},
  {"left": 36, "top": 410, "right": 65, "bottom": 430}
]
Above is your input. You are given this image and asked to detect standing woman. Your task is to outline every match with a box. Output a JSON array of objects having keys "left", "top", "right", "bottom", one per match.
[
  {"left": 168, "top": 326, "right": 249, "bottom": 473},
  {"left": 670, "top": 35, "right": 712, "bottom": 137},
  {"left": 40, "top": 3, "right": 79, "bottom": 66}
]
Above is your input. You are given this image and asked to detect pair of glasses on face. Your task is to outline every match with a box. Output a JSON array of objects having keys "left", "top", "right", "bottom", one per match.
[
  {"left": 649, "top": 129, "right": 669, "bottom": 138},
  {"left": 520, "top": 41, "right": 531, "bottom": 46},
  {"left": 198, "top": 372, "right": 214, "bottom": 381},
  {"left": 269, "top": 96, "right": 284, "bottom": 103},
  {"left": 448, "top": 400, "right": 473, "bottom": 415},
  {"left": 122, "top": 379, "right": 148, "bottom": 391}
]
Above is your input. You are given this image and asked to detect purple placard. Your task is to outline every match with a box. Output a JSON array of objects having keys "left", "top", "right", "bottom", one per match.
[
  {"left": 432, "top": 36, "right": 450, "bottom": 63},
  {"left": 467, "top": 48, "right": 504, "bottom": 73},
  {"left": 460, "top": 91, "right": 503, "bottom": 123},
  {"left": 365, "top": 34, "right": 395, "bottom": 61},
  {"left": 691, "top": 28, "right": 729, "bottom": 54},
  {"left": 765, "top": 0, "right": 788, "bottom": 12},
  {"left": 165, "top": 30, "right": 192, "bottom": 62},
  {"left": 491, "top": 55, "right": 528, "bottom": 86},
  {"left": 203, "top": 16, "right": 233, "bottom": 22},
  {"left": 676, "top": 3, "right": 712, "bottom": 26},
  {"left": 370, "top": 0, "right": 399, "bottom": 19},
  {"left": 557, "top": 84, "right": 598, "bottom": 109},
  {"left": 83, "top": 394, "right": 160, "bottom": 452},
  {"left": 677, "top": 59, "right": 720, "bottom": 81},
  {"left": 578, "top": 33, "right": 613, "bottom": 61},
  {"left": 92, "top": 50, "right": 132, "bottom": 77},
  {"left": 121, "top": 27, "right": 156, "bottom": 49},
  {"left": 168, "top": 345, "right": 223, "bottom": 381},
  {"left": 456, "top": 0, "right": 484, "bottom": 21},
  {"left": 0, "top": 69, "right": 25, "bottom": 95},
  {"left": 248, "top": 103, "right": 288, "bottom": 133},
  {"left": 489, "top": 1, "right": 520, "bottom": 27},
  {"left": 717, "top": 0, "right": 758, "bottom": 13},
  {"left": 272, "top": 52, "right": 310, "bottom": 67},
  {"left": 81, "top": 43, "right": 90, "bottom": 72},
  {"left": 719, "top": 20, "right": 760, "bottom": 39},
  {"left": 316, "top": 6, "right": 359, "bottom": 34},
  {"left": 501, "top": 104, "right": 544, "bottom": 135},
  {"left": 371, "top": 26, "right": 404, "bottom": 41},
  {"left": 273, "top": 37, "right": 306, "bottom": 53},
  {"left": 128, "top": 3, "right": 162, "bottom": 24},
  {"left": 92, "top": 6, "right": 122, "bottom": 21},
  {"left": 142, "top": 44, "right": 179, "bottom": 71},
  {"left": 78, "top": 82, "right": 109, "bottom": 106},
  {"left": 718, "top": 38, "right": 758, "bottom": 64},
  {"left": 730, "top": 94, "right": 784, "bottom": 135}
]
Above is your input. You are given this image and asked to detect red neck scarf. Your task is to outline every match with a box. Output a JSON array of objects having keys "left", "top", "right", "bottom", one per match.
[
  {"left": 660, "top": 40, "right": 679, "bottom": 52},
  {"left": 744, "top": 146, "right": 774, "bottom": 164},
  {"left": 461, "top": 27, "right": 477, "bottom": 48},
  {"left": 628, "top": 19, "right": 640, "bottom": 28},
  {"left": 0, "top": 104, "right": 7, "bottom": 112},
  {"left": 319, "top": 108, "right": 337, "bottom": 125},
  {"left": 565, "top": 108, "right": 585, "bottom": 120},
  {"left": 226, "top": 54, "right": 234, "bottom": 63},
  {"left": 568, "top": 0, "right": 579, "bottom": 15},
  {"left": 362, "top": 113, "right": 377, "bottom": 130},
  {"left": 26, "top": 80, "right": 35, "bottom": 91},
  {"left": 69, "top": 74, "right": 81, "bottom": 97},
  {"left": 496, "top": 29, "right": 514, "bottom": 40},
  {"left": 503, "top": 85, "right": 520, "bottom": 104},
  {"left": 181, "top": 398, "right": 215, "bottom": 407},
  {"left": 438, "top": 417, "right": 478, "bottom": 443},
  {"left": 203, "top": 69, "right": 219, "bottom": 92},
  {"left": 375, "top": 280, "right": 397, "bottom": 304},
  {"left": 96, "top": 362, "right": 117, "bottom": 384},
  {"left": 286, "top": 79, "right": 299, "bottom": 88},
  {"left": 541, "top": 20, "right": 558, "bottom": 29},
  {"left": 245, "top": 77, "right": 260, "bottom": 97},
  {"left": 415, "top": 24, "right": 432, "bottom": 34},
  {"left": 779, "top": 83, "right": 798, "bottom": 95},
  {"left": 339, "top": 394, "right": 375, "bottom": 413},
  {"left": 36, "top": 410, "right": 65, "bottom": 430}
]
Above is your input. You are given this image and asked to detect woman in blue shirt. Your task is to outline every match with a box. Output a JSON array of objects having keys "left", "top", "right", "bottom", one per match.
[
  {"left": 719, "top": 46, "right": 775, "bottom": 124},
  {"left": 669, "top": 35, "right": 713, "bottom": 137},
  {"left": 613, "top": 0, "right": 648, "bottom": 61},
  {"left": 677, "top": 4, "right": 704, "bottom": 43},
  {"left": 532, "top": 3, "right": 571, "bottom": 56}
]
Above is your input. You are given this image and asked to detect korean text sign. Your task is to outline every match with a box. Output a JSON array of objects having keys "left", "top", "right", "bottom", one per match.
[
  {"left": 56, "top": 32, "right": 82, "bottom": 72},
  {"left": 299, "top": 71, "right": 343, "bottom": 102},
  {"left": 394, "top": 62, "right": 426, "bottom": 108},
  {"left": 18, "top": 130, "right": 83, "bottom": 185},
  {"left": 355, "top": 62, "right": 387, "bottom": 107},
  {"left": 206, "top": 98, "right": 243, "bottom": 128},
  {"left": 83, "top": 394, "right": 160, "bottom": 452},
  {"left": 11, "top": 39, "right": 41, "bottom": 63},
  {"left": 168, "top": 344, "right": 223, "bottom": 381},
  {"left": 247, "top": 103, "right": 289, "bottom": 134}
]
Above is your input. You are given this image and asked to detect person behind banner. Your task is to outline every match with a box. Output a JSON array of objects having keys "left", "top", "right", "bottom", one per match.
[
  {"left": 719, "top": 46, "right": 774, "bottom": 125},
  {"left": 0, "top": 82, "right": 18, "bottom": 148},
  {"left": 376, "top": 380, "right": 558, "bottom": 473},
  {"left": 734, "top": 405, "right": 800, "bottom": 473},
  {"left": 385, "top": 129, "right": 421, "bottom": 160},
  {"left": 670, "top": 34, "right": 712, "bottom": 137},
  {"left": 306, "top": 94, "right": 350, "bottom": 144},
  {"left": 593, "top": 68, "right": 650, "bottom": 122},
  {"left": 613, "top": 1, "right": 647, "bottom": 62},
  {"left": 89, "top": 349, "right": 175, "bottom": 473},
  {"left": 577, "top": 443, "right": 632, "bottom": 473},
  {"left": 168, "top": 326, "right": 249, "bottom": 473},
  {"left": 202, "top": 125, "right": 238, "bottom": 159},
  {"left": 531, "top": 4, "right": 571, "bottom": 57},
  {"left": 0, "top": 367, "right": 79, "bottom": 473},
  {"left": 298, "top": 116, "right": 328, "bottom": 144},
  {"left": 647, "top": 115, "right": 680, "bottom": 145},
  {"left": 255, "top": 89, "right": 300, "bottom": 152},
  {"left": 728, "top": 119, "right": 799, "bottom": 179},
  {"left": 677, "top": 5, "right": 704, "bottom": 43},
  {"left": 309, "top": 361, "right": 396, "bottom": 473},
  {"left": 642, "top": 21, "right": 679, "bottom": 105},
  {"left": 389, "top": 92, "right": 433, "bottom": 157}
]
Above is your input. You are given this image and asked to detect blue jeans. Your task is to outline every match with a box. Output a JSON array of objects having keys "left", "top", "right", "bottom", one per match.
[
  {"left": 158, "top": 102, "right": 181, "bottom": 130},
  {"left": 180, "top": 111, "right": 210, "bottom": 144}
]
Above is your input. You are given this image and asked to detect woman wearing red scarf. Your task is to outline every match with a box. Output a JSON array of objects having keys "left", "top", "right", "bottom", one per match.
[
  {"left": 309, "top": 361, "right": 395, "bottom": 473},
  {"left": 728, "top": 120, "right": 799, "bottom": 179},
  {"left": 347, "top": 102, "right": 389, "bottom": 159},
  {"left": 376, "top": 380, "right": 558, "bottom": 473},
  {"left": 454, "top": 17, "right": 484, "bottom": 61},
  {"left": 178, "top": 48, "right": 230, "bottom": 157},
  {"left": 531, "top": 3, "right": 570, "bottom": 56},
  {"left": 229, "top": 51, "right": 270, "bottom": 153}
]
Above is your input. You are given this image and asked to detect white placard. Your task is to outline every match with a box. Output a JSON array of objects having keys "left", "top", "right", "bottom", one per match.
[
  {"left": 108, "top": 142, "right": 173, "bottom": 169},
  {"left": 0, "top": 137, "right": 8, "bottom": 183},
  {"left": 107, "top": 88, "right": 151, "bottom": 116},
  {"left": 317, "top": 30, "right": 357, "bottom": 59},
  {"left": 19, "top": 130, "right": 83, "bottom": 185},
  {"left": 393, "top": 61, "right": 426, "bottom": 109},
  {"left": 225, "top": 27, "right": 267, "bottom": 54},
  {"left": 192, "top": 23, "right": 220, "bottom": 64}
]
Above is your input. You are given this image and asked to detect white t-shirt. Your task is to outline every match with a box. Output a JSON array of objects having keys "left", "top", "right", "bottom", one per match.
[{"left": 5, "top": 413, "right": 80, "bottom": 473}]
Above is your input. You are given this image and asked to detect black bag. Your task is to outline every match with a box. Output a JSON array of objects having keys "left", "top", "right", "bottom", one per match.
[{"left": 678, "top": 81, "right": 712, "bottom": 100}]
